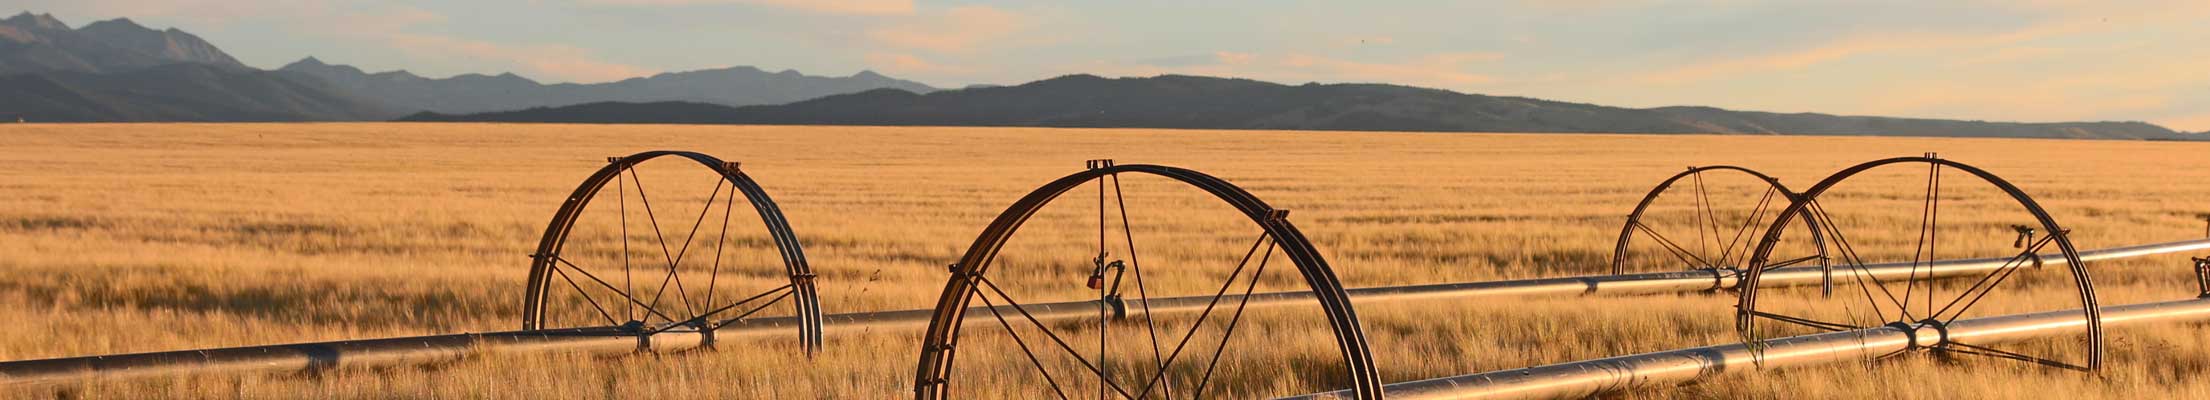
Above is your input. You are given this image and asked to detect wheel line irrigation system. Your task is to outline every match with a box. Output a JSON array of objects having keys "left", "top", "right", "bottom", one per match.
[{"left": 4, "top": 151, "right": 2209, "bottom": 400}]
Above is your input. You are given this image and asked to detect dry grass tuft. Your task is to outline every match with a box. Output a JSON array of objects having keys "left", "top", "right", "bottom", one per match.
[{"left": 1, "top": 123, "right": 2208, "bottom": 398}]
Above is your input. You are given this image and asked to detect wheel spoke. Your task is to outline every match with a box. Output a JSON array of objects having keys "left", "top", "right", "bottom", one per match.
[
  {"left": 975, "top": 288, "right": 1075, "bottom": 400},
  {"left": 629, "top": 168, "right": 703, "bottom": 321},
  {"left": 552, "top": 255, "right": 679, "bottom": 324},
  {"left": 549, "top": 265, "right": 620, "bottom": 326},
  {"left": 975, "top": 276, "right": 1139, "bottom": 399},
  {"left": 1744, "top": 310, "right": 1859, "bottom": 333},
  {"left": 1094, "top": 169, "right": 1108, "bottom": 400},
  {"left": 1193, "top": 233, "right": 1279, "bottom": 396},
  {"left": 662, "top": 176, "right": 728, "bottom": 319},
  {"left": 1940, "top": 341, "right": 2089, "bottom": 372},
  {"left": 1691, "top": 171, "right": 1716, "bottom": 266},
  {"left": 1902, "top": 162, "right": 1939, "bottom": 319},
  {"left": 651, "top": 283, "right": 792, "bottom": 331},
  {"left": 1761, "top": 254, "right": 1821, "bottom": 271},
  {"left": 1130, "top": 235, "right": 1275, "bottom": 398},
  {"left": 705, "top": 178, "right": 737, "bottom": 313},
  {"left": 1925, "top": 163, "right": 1942, "bottom": 317},
  {"left": 1111, "top": 173, "right": 1173, "bottom": 398},
  {"left": 1635, "top": 221, "right": 1716, "bottom": 269},
  {"left": 1934, "top": 235, "right": 2056, "bottom": 324},
  {"left": 706, "top": 287, "right": 797, "bottom": 330},
  {"left": 1716, "top": 186, "right": 1778, "bottom": 268},
  {"left": 618, "top": 169, "right": 634, "bottom": 321},
  {"left": 1811, "top": 202, "right": 1912, "bottom": 321}
]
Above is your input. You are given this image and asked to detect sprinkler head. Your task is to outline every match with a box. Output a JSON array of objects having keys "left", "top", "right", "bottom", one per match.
[{"left": 2011, "top": 225, "right": 2036, "bottom": 248}]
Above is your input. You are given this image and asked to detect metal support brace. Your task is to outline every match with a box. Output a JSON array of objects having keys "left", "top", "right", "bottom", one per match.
[
  {"left": 697, "top": 320, "right": 717, "bottom": 347},
  {"left": 2013, "top": 225, "right": 2044, "bottom": 268},
  {"left": 2193, "top": 257, "right": 2210, "bottom": 299},
  {"left": 1088, "top": 259, "right": 1128, "bottom": 319}
]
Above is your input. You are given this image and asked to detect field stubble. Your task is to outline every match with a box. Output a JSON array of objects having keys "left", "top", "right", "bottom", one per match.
[{"left": 0, "top": 123, "right": 2208, "bottom": 398}]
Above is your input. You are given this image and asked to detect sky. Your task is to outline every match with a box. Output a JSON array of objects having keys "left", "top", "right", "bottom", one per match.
[{"left": 16, "top": 0, "right": 2210, "bottom": 131}]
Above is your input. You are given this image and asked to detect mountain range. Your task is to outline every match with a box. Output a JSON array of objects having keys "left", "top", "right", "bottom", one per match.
[
  {"left": 1, "top": 10, "right": 2198, "bottom": 140},
  {"left": 403, "top": 74, "right": 2192, "bottom": 140},
  {"left": 0, "top": 12, "right": 938, "bottom": 122},
  {"left": 0, "top": 12, "right": 243, "bottom": 73},
  {"left": 278, "top": 57, "right": 935, "bottom": 115}
]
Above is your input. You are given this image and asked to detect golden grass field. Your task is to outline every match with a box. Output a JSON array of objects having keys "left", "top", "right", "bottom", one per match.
[{"left": 2, "top": 123, "right": 2209, "bottom": 399}]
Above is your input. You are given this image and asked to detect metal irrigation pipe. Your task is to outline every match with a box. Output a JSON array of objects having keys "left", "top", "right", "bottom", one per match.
[
  {"left": 1277, "top": 296, "right": 2210, "bottom": 400},
  {"left": 3, "top": 238, "right": 2204, "bottom": 385}
]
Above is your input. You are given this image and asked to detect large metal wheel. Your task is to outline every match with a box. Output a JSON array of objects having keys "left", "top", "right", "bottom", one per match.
[
  {"left": 1611, "top": 166, "right": 1828, "bottom": 280},
  {"left": 522, "top": 150, "right": 822, "bottom": 354},
  {"left": 913, "top": 161, "right": 1381, "bottom": 400},
  {"left": 1736, "top": 156, "right": 2101, "bottom": 372}
]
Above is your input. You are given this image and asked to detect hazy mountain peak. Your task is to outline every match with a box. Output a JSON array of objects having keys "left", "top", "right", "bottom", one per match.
[
  {"left": 282, "top": 57, "right": 939, "bottom": 114},
  {"left": 72, "top": 16, "right": 246, "bottom": 69},
  {"left": 1033, "top": 74, "right": 1109, "bottom": 84},
  {"left": 852, "top": 69, "right": 886, "bottom": 79},
  {"left": 83, "top": 17, "right": 142, "bottom": 30},
  {"left": 5, "top": 11, "right": 68, "bottom": 30}
]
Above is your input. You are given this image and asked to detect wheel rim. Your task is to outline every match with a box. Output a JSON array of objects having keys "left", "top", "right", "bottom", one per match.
[
  {"left": 523, "top": 150, "right": 822, "bottom": 354},
  {"left": 913, "top": 162, "right": 1381, "bottom": 400},
  {"left": 1611, "top": 165, "right": 1829, "bottom": 280},
  {"left": 1736, "top": 155, "right": 2100, "bottom": 372}
]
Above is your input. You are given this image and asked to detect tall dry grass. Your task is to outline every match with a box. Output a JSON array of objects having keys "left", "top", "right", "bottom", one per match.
[{"left": 0, "top": 123, "right": 2207, "bottom": 398}]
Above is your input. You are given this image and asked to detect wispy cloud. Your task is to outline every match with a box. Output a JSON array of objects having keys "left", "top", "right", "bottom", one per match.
[
  {"left": 864, "top": 52, "right": 966, "bottom": 75},
  {"left": 383, "top": 33, "right": 657, "bottom": 83},
  {"left": 577, "top": 0, "right": 915, "bottom": 15},
  {"left": 1634, "top": 3, "right": 2210, "bottom": 85},
  {"left": 2159, "top": 112, "right": 2210, "bottom": 132},
  {"left": 864, "top": 6, "right": 1032, "bottom": 53},
  {"left": 320, "top": 6, "right": 656, "bottom": 83}
]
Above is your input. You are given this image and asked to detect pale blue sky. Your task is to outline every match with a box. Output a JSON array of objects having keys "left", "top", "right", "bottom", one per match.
[{"left": 17, "top": 0, "right": 2210, "bottom": 130}]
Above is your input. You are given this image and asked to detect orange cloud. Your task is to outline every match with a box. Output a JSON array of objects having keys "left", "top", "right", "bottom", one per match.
[
  {"left": 1636, "top": 3, "right": 2210, "bottom": 85},
  {"left": 2159, "top": 112, "right": 2210, "bottom": 133},
  {"left": 865, "top": 6, "right": 1030, "bottom": 53},
  {"left": 864, "top": 52, "right": 968, "bottom": 75},
  {"left": 1214, "top": 52, "right": 1257, "bottom": 65},
  {"left": 1278, "top": 53, "right": 1498, "bottom": 86},
  {"left": 1635, "top": 34, "right": 1927, "bottom": 85},
  {"left": 385, "top": 33, "right": 658, "bottom": 83}
]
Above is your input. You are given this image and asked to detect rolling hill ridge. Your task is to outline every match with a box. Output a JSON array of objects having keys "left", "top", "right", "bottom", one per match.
[{"left": 403, "top": 74, "right": 2191, "bottom": 140}]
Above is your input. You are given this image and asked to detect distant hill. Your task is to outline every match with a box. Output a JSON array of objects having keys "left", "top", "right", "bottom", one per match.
[
  {"left": 0, "top": 11, "right": 939, "bottom": 122},
  {"left": 0, "top": 63, "right": 396, "bottom": 122},
  {"left": 0, "top": 12, "right": 389, "bottom": 122},
  {"left": 0, "top": 12, "right": 244, "bottom": 74},
  {"left": 280, "top": 57, "right": 939, "bottom": 114},
  {"left": 404, "top": 74, "right": 2194, "bottom": 140}
]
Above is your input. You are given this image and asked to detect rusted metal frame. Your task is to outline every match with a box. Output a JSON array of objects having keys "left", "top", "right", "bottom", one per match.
[
  {"left": 522, "top": 150, "right": 821, "bottom": 354},
  {"left": 911, "top": 164, "right": 1382, "bottom": 400},
  {"left": 1735, "top": 156, "right": 2102, "bottom": 372}
]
